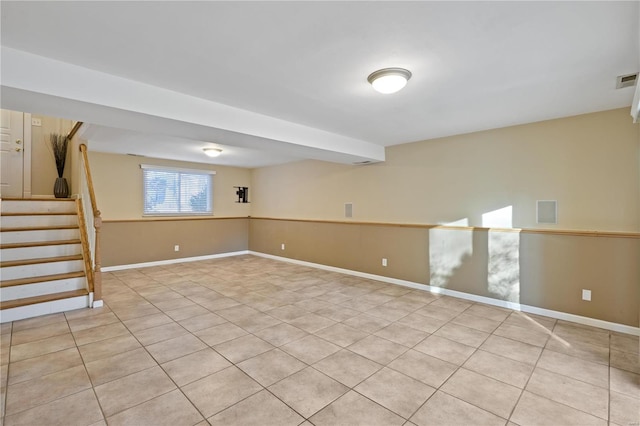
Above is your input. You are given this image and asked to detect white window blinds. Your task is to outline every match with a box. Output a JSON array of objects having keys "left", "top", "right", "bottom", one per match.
[{"left": 141, "top": 165, "right": 214, "bottom": 215}]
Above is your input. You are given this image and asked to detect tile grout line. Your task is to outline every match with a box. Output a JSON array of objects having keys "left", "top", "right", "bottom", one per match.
[
  {"left": 391, "top": 301, "right": 511, "bottom": 423},
  {"left": 506, "top": 321, "right": 614, "bottom": 423},
  {"left": 5, "top": 256, "right": 632, "bottom": 425},
  {"left": 109, "top": 275, "right": 231, "bottom": 424},
  {"left": 65, "top": 308, "right": 110, "bottom": 425},
  {"left": 120, "top": 264, "right": 543, "bottom": 424},
  {"left": 503, "top": 320, "right": 550, "bottom": 423},
  {"left": 110, "top": 263, "right": 347, "bottom": 423},
  {"left": 1, "top": 322, "right": 13, "bottom": 425},
  {"left": 110, "top": 258, "right": 636, "bottom": 422}
]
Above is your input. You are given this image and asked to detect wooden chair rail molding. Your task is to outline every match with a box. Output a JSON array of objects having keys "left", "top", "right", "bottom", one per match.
[
  {"left": 103, "top": 216, "right": 250, "bottom": 223},
  {"left": 79, "top": 142, "right": 102, "bottom": 303},
  {"left": 250, "top": 217, "right": 640, "bottom": 239}
]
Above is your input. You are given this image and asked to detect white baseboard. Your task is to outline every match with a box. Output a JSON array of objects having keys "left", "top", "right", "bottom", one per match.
[
  {"left": 249, "top": 251, "right": 640, "bottom": 336},
  {"left": 102, "top": 250, "right": 250, "bottom": 272}
]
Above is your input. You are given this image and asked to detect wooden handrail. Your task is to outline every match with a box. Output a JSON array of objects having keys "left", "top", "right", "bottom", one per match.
[
  {"left": 79, "top": 144, "right": 99, "bottom": 216},
  {"left": 78, "top": 143, "right": 102, "bottom": 305},
  {"left": 68, "top": 121, "right": 83, "bottom": 140}
]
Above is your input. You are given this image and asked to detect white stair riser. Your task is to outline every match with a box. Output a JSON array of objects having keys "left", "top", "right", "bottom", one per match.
[
  {"left": 1, "top": 228, "right": 79, "bottom": 244},
  {"left": 0, "top": 295, "right": 90, "bottom": 323},
  {"left": 0, "top": 260, "right": 84, "bottom": 281},
  {"left": 0, "top": 244, "right": 82, "bottom": 262},
  {"left": 0, "top": 277, "right": 87, "bottom": 301},
  {"left": 1, "top": 200, "right": 76, "bottom": 214},
  {"left": 1, "top": 215, "right": 78, "bottom": 228}
]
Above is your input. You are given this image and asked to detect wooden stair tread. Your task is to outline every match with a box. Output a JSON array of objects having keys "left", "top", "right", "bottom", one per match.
[
  {"left": 1, "top": 212, "right": 76, "bottom": 216},
  {"left": 0, "top": 225, "right": 79, "bottom": 232},
  {"left": 1, "top": 271, "right": 85, "bottom": 288},
  {"left": 0, "top": 255, "right": 83, "bottom": 268},
  {"left": 0, "top": 289, "right": 88, "bottom": 310},
  {"left": 0, "top": 239, "right": 81, "bottom": 250}
]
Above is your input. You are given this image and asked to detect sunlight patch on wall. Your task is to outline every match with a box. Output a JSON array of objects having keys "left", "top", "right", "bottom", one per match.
[
  {"left": 440, "top": 218, "right": 469, "bottom": 227},
  {"left": 487, "top": 231, "right": 520, "bottom": 302},
  {"left": 429, "top": 218, "right": 472, "bottom": 288},
  {"left": 482, "top": 206, "right": 513, "bottom": 228},
  {"left": 482, "top": 206, "right": 520, "bottom": 302}
]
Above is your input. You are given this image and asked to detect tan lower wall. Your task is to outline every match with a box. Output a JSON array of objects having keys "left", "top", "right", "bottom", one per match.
[
  {"left": 249, "top": 218, "right": 640, "bottom": 327},
  {"left": 101, "top": 218, "right": 249, "bottom": 267}
]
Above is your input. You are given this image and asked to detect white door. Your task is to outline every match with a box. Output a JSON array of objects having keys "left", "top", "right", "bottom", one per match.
[{"left": 0, "top": 109, "right": 25, "bottom": 198}]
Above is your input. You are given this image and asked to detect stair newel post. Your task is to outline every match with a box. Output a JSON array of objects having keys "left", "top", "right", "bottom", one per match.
[{"left": 93, "top": 211, "right": 102, "bottom": 303}]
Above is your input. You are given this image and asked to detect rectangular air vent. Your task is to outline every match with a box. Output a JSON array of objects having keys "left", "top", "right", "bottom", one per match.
[
  {"left": 537, "top": 200, "right": 557, "bottom": 224},
  {"left": 345, "top": 203, "right": 353, "bottom": 218},
  {"left": 616, "top": 73, "right": 638, "bottom": 89}
]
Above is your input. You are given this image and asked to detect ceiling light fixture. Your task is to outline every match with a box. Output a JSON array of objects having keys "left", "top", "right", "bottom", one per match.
[
  {"left": 203, "top": 148, "right": 222, "bottom": 157},
  {"left": 367, "top": 68, "right": 412, "bottom": 94}
]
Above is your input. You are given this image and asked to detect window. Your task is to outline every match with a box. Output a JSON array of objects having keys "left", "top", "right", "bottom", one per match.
[{"left": 141, "top": 165, "right": 214, "bottom": 215}]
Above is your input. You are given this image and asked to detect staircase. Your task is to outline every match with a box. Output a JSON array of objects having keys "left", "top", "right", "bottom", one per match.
[{"left": 0, "top": 198, "right": 90, "bottom": 323}]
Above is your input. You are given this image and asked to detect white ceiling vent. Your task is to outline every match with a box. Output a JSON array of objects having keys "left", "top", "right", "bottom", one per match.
[
  {"left": 616, "top": 73, "right": 638, "bottom": 89},
  {"left": 353, "top": 160, "right": 373, "bottom": 165}
]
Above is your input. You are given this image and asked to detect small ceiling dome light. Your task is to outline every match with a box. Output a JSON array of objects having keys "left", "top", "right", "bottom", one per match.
[
  {"left": 367, "top": 68, "right": 412, "bottom": 94},
  {"left": 203, "top": 148, "right": 222, "bottom": 157}
]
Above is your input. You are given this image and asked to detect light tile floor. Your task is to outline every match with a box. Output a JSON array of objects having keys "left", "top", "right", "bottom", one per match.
[{"left": 1, "top": 255, "right": 638, "bottom": 426}]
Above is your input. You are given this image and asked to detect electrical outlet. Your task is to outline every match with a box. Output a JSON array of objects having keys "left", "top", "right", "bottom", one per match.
[
  {"left": 31, "top": 118, "right": 42, "bottom": 127},
  {"left": 174, "top": 245, "right": 180, "bottom": 252},
  {"left": 382, "top": 258, "right": 388, "bottom": 267},
  {"left": 281, "top": 243, "right": 285, "bottom": 250},
  {"left": 582, "top": 289, "right": 591, "bottom": 301}
]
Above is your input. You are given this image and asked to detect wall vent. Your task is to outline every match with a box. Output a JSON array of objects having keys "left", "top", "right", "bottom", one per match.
[
  {"left": 537, "top": 200, "right": 557, "bottom": 224},
  {"left": 616, "top": 73, "right": 638, "bottom": 89},
  {"left": 345, "top": 203, "right": 353, "bottom": 218}
]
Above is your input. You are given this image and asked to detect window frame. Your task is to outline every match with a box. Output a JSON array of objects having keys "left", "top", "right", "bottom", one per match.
[{"left": 140, "top": 164, "right": 215, "bottom": 217}]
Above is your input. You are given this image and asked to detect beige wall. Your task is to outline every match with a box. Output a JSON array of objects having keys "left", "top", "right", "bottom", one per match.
[
  {"left": 251, "top": 108, "right": 639, "bottom": 233},
  {"left": 31, "top": 114, "right": 74, "bottom": 196},
  {"left": 88, "top": 107, "right": 640, "bottom": 327},
  {"left": 102, "top": 218, "right": 249, "bottom": 267},
  {"left": 249, "top": 108, "right": 639, "bottom": 327},
  {"left": 91, "top": 153, "right": 252, "bottom": 267},
  {"left": 88, "top": 152, "right": 251, "bottom": 220},
  {"left": 69, "top": 135, "right": 85, "bottom": 196},
  {"left": 249, "top": 219, "right": 640, "bottom": 326}
]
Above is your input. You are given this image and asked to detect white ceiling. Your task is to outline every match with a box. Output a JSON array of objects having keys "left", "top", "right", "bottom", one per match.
[
  {"left": 1, "top": 1, "right": 638, "bottom": 168},
  {"left": 80, "top": 125, "right": 301, "bottom": 169}
]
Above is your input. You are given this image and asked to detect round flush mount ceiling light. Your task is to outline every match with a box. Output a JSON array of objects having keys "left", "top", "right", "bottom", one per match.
[
  {"left": 367, "top": 68, "right": 412, "bottom": 94},
  {"left": 203, "top": 148, "right": 222, "bottom": 158}
]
